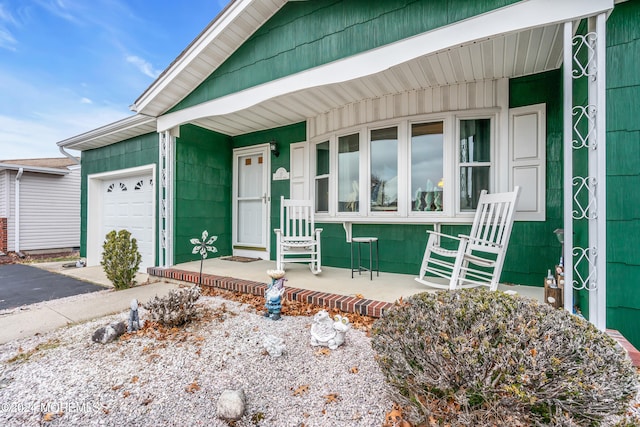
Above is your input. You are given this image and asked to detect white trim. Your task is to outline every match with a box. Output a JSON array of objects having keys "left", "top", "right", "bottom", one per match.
[
  {"left": 56, "top": 114, "right": 156, "bottom": 151},
  {"left": 231, "top": 144, "right": 271, "bottom": 259},
  {"left": 14, "top": 168, "right": 23, "bottom": 253},
  {"left": 156, "top": 0, "right": 612, "bottom": 133},
  {"left": 0, "top": 163, "right": 69, "bottom": 175},
  {"left": 562, "top": 21, "right": 574, "bottom": 313},
  {"left": 509, "top": 103, "right": 547, "bottom": 221},
  {"left": 86, "top": 164, "right": 156, "bottom": 269},
  {"left": 592, "top": 13, "right": 607, "bottom": 330}
]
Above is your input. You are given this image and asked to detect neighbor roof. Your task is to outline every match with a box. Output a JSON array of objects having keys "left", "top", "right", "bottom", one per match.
[{"left": 0, "top": 157, "right": 78, "bottom": 175}]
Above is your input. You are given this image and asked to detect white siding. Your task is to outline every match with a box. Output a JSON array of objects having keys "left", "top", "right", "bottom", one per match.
[
  {"left": 15, "top": 167, "right": 80, "bottom": 251},
  {"left": 0, "top": 170, "right": 7, "bottom": 217}
]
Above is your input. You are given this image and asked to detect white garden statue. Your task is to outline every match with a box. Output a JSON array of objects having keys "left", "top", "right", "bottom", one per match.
[{"left": 310, "top": 309, "right": 350, "bottom": 350}]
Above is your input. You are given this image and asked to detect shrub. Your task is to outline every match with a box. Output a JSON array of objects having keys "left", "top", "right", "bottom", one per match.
[
  {"left": 145, "top": 287, "right": 201, "bottom": 327},
  {"left": 371, "top": 289, "right": 639, "bottom": 426},
  {"left": 101, "top": 229, "right": 141, "bottom": 290}
]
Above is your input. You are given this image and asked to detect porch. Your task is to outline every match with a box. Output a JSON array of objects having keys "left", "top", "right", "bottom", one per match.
[{"left": 148, "top": 257, "right": 545, "bottom": 317}]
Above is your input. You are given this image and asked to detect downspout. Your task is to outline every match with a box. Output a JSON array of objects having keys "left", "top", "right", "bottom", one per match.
[
  {"left": 15, "top": 167, "right": 23, "bottom": 256},
  {"left": 59, "top": 146, "right": 80, "bottom": 164}
]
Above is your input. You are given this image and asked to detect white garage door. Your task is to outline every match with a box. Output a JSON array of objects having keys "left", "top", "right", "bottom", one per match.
[{"left": 102, "top": 174, "right": 154, "bottom": 271}]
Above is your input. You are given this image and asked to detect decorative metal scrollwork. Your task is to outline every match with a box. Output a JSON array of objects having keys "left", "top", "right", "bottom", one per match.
[
  {"left": 572, "top": 32, "right": 597, "bottom": 80},
  {"left": 572, "top": 105, "right": 597, "bottom": 149},
  {"left": 572, "top": 246, "right": 597, "bottom": 291},
  {"left": 161, "top": 230, "right": 167, "bottom": 249},
  {"left": 572, "top": 176, "right": 597, "bottom": 220}
]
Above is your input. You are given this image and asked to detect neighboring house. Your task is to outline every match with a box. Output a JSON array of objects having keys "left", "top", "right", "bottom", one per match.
[
  {"left": 0, "top": 158, "right": 80, "bottom": 255},
  {"left": 56, "top": 0, "right": 639, "bottom": 347}
]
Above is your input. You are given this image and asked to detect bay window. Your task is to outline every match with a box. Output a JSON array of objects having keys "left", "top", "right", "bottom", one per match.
[
  {"left": 459, "top": 118, "right": 491, "bottom": 211},
  {"left": 338, "top": 133, "right": 359, "bottom": 213},
  {"left": 411, "top": 121, "right": 444, "bottom": 212},
  {"left": 370, "top": 127, "right": 398, "bottom": 212},
  {"left": 311, "top": 111, "right": 497, "bottom": 221},
  {"left": 314, "top": 141, "right": 329, "bottom": 213}
]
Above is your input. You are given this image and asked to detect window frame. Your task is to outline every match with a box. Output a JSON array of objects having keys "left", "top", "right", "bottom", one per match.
[
  {"left": 455, "top": 114, "right": 497, "bottom": 214},
  {"left": 310, "top": 109, "right": 500, "bottom": 222}
]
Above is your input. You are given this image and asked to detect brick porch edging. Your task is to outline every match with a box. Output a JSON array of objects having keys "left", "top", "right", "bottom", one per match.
[{"left": 147, "top": 267, "right": 393, "bottom": 318}]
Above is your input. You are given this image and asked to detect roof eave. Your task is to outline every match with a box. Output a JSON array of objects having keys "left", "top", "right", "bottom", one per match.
[
  {"left": 56, "top": 114, "right": 157, "bottom": 152},
  {"left": 0, "top": 163, "right": 70, "bottom": 175}
]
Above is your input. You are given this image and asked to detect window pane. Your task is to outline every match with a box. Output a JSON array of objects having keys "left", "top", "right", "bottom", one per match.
[
  {"left": 316, "top": 141, "right": 329, "bottom": 175},
  {"left": 315, "top": 177, "right": 328, "bottom": 213},
  {"left": 460, "top": 119, "right": 491, "bottom": 163},
  {"left": 460, "top": 166, "right": 490, "bottom": 210},
  {"left": 338, "top": 133, "right": 359, "bottom": 212},
  {"left": 370, "top": 127, "right": 398, "bottom": 212},
  {"left": 411, "top": 122, "right": 444, "bottom": 212}
]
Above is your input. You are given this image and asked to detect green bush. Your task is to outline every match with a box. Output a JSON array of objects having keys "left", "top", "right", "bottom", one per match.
[
  {"left": 101, "top": 229, "right": 141, "bottom": 290},
  {"left": 371, "top": 289, "right": 639, "bottom": 426}
]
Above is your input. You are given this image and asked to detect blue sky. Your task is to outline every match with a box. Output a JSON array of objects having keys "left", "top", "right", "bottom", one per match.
[{"left": 0, "top": 0, "right": 226, "bottom": 160}]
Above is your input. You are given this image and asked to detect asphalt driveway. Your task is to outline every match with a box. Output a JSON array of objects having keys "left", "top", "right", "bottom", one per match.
[{"left": 0, "top": 264, "right": 104, "bottom": 310}]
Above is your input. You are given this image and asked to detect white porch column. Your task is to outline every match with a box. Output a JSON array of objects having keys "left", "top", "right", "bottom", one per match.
[
  {"left": 563, "top": 13, "right": 607, "bottom": 330},
  {"left": 158, "top": 130, "right": 175, "bottom": 268}
]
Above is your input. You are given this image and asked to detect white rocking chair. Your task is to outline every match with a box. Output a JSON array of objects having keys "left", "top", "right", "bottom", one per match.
[
  {"left": 274, "top": 196, "right": 323, "bottom": 274},
  {"left": 416, "top": 187, "right": 521, "bottom": 291}
]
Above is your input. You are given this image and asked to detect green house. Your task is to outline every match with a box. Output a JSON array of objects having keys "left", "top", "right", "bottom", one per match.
[{"left": 57, "top": 0, "right": 640, "bottom": 348}]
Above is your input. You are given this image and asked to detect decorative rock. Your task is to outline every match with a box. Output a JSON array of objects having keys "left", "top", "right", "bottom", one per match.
[
  {"left": 128, "top": 299, "right": 142, "bottom": 332},
  {"left": 263, "top": 335, "right": 285, "bottom": 357},
  {"left": 91, "top": 321, "right": 126, "bottom": 344},
  {"left": 216, "top": 388, "right": 246, "bottom": 421},
  {"left": 310, "top": 310, "right": 350, "bottom": 350}
]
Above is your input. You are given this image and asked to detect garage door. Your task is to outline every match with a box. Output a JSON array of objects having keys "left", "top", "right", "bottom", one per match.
[{"left": 102, "top": 174, "right": 154, "bottom": 271}]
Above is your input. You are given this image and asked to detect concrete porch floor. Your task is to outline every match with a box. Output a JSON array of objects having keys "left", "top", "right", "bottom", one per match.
[{"left": 169, "top": 257, "right": 545, "bottom": 304}]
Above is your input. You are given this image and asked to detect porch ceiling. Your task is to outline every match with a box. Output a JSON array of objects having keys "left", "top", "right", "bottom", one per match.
[{"left": 184, "top": 24, "right": 564, "bottom": 136}]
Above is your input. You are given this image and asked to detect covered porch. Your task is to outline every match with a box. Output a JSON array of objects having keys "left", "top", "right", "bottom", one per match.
[{"left": 149, "top": 257, "right": 544, "bottom": 308}]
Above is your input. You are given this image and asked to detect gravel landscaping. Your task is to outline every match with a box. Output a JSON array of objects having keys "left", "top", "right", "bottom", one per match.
[{"left": 0, "top": 293, "right": 392, "bottom": 427}]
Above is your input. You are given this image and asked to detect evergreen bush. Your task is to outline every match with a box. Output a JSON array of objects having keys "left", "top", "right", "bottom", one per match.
[
  {"left": 371, "top": 289, "right": 639, "bottom": 426},
  {"left": 100, "top": 229, "right": 141, "bottom": 290}
]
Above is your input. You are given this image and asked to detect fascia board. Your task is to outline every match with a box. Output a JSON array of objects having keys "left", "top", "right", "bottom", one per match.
[
  {"left": 56, "top": 114, "right": 157, "bottom": 151},
  {"left": 157, "top": 0, "right": 613, "bottom": 133},
  {"left": 0, "top": 163, "right": 69, "bottom": 175}
]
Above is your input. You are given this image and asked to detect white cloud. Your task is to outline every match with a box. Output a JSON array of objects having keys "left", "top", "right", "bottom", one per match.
[
  {"left": 0, "top": 28, "right": 16, "bottom": 50},
  {"left": 80, "top": 97, "right": 92, "bottom": 104},
  {"left": 0, "top": 3, "right": 18, "bottom": 50},
  {"left": 126, "top": 55, "right": 161, "bottom": 79}
]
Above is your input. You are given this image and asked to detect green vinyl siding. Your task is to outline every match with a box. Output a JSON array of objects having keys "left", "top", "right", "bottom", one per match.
[
  {"left": 505, "top": 70, "right": 564, "bottom": 286},
  {"left": 173, "top": 125, "right": 233, "bottom": 264},
  {"left": 80, "top": 132, "right": 159, "bottom": 260},
  {"left": 173, "top": 0, "right": 519, "bottom": 112},
  {"left": 605, "top": 0, "right": 640, "bottom": 348}
]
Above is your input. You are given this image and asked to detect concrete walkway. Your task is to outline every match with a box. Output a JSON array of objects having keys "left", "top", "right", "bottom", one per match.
[{"left": 0, "top": 263, "right": 179, "bottom": 345}]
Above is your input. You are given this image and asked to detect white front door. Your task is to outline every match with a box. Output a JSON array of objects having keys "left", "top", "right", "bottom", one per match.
[{"left": 232, "top": 145, "right": 270, "bottom": 258}]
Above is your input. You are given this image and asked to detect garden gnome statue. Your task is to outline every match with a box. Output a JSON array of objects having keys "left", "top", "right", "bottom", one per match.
[
  {"left": 128, "top": 299, "right": 141, "bottom": 332},
  {"left": 265, "top": 270, "right": 286, "bottom": 320}
]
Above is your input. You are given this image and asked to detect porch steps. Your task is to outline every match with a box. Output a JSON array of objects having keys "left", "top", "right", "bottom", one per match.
[
  {"left": 607, "top": 329, "right": 640, "bottom": 369},
  {"left": 148, "top": 267, "right": 640, "bottom": 368},
  {"left": 147, "top": 267, "right": 393, "bottom": 318}
]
